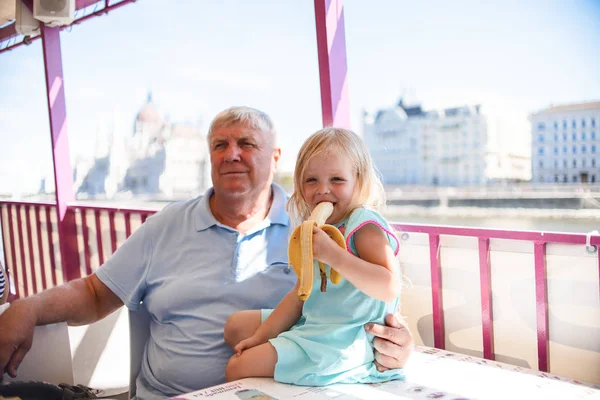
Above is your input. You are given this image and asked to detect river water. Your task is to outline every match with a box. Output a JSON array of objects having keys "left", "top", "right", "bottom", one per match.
[{"left": 384, "top": 213, "right": 600, "bottom": 234}]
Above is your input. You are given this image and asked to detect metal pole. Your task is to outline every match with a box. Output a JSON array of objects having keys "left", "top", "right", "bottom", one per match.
[
  {"left": 40, "top": 24, "right": 80, "bottom": 283},
  {"left": 313, "top": 0, "right": 351, "bottom": 128}
]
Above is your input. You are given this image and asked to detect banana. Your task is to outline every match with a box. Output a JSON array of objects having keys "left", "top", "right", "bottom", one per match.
[{"left": 288, "top": 202, "right": 346, "bottom": 300}]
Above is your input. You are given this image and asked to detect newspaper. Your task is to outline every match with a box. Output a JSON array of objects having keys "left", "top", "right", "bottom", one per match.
[{"left": 170, "top": 347, "right": 600, "bottom": 400}]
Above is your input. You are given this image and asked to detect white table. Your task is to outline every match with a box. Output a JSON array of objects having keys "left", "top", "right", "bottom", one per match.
[{"left": 170, "top": 346, "right": 600, "bottom": 400}]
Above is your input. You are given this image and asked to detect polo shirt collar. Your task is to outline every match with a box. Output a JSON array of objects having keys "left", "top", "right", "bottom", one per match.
[{"left": 195, "top": 183, "right": 289, "bottom": 232}]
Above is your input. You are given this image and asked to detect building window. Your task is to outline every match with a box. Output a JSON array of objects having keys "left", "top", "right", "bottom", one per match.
[
  {"left": 592, "top": 118, "right": 596, "bottom": 128},
  {"left": 592, "top": 175, "right": 596, "bottom": 183},
  {"left": 572, "top": 133, "right": 577, "bottom": 141},
  {"left": 538, "top": 123, "right": 545, "bottom": 130},
  {"left": 554, "top": 147, "right": 558, "bottom": 155},
  {"left": 572, "top": 146, "right": 577, "bottom": 154},
  {"left": 563, "top": 174, "right": 568, "bottom": 182},
  {"left": 593, "top": 159, "right": 597, "bottom": 167},
  {"left": 539, "top": 160, "right": 543, "bottom": 168},
  {"left": 554, "top": 122, "right": 558, "bottom": 129},
  {"left": 592, "top": 145, "right": 597, "bottom": 153},
  {"left": 563, "top": 133, "right": 567, "bottom": 141},
  {"left": 582, "top": 132, "right": 586, "bottom": 140},
  {"left": 554, "top": 160, "right": 558, "bottom": 168},
  {"left": 538, "top": 147, "right": 544, "bottom": 155},
  {"left": 563, "top": 159, "right": 567, "bottom": 168},
  {"left": 573, "top": 175, "right": 577, "bottom": 182},
  {"left": 592, "top": 132, "right": 596, "bottom": 140},
  {"left": 582, "top": 119, "right": 586, "bottom": 128},
  {"left": 563, "top": 120, "right": 567, "bottom": 129},
  {"left": 563, "top": 146, "right": 567, "bottom": 153},
  {"left": 554, "top": 134, "right": 558, "bottom": 141},
  {"left": 572, "top": 120, "right": 576, "bottom": 128},
  {"left": 554, "top": 175, "right": 559, "bottom": 182},
  {"left": 582, "top": 145, "right": 587, "bottom": 153},
  {"left": 573, "top": 159, "right": 577, "bottom": 168},
  {"left": 582, "top": 159, "right": 587, "bottom": 167},
  {"left": 538, "top": 135, "right": 544, "bottom": 143}
]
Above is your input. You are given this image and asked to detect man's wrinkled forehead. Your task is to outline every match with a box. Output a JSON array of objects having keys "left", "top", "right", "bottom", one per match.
[{"left": 209, "top": 122, "right": 276, "bottom": 145}]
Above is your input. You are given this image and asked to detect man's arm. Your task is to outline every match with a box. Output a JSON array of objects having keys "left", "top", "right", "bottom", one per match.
[
  {"left": 0, "top": 274, "right": 123, "bottom": 378},
  {"left": 365, "top": 312, "right": 413, "bottom": 370}
]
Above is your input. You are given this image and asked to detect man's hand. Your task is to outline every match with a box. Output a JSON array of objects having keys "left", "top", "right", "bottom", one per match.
[
  {"left": 365, "top": 312, "right": 413, "bottom": 371},
  {"left": 0, "top": 301, "right": 38, "bottom": 380}
]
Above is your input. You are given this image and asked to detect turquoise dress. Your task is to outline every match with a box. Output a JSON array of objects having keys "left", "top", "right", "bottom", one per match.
[{"left": 269, "top": 207, "right": 404, "bottom": 386}]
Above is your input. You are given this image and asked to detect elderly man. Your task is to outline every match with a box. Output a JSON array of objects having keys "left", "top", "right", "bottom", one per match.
[{"left": 0, "top": 107, "right": 412, "bottom": 399}]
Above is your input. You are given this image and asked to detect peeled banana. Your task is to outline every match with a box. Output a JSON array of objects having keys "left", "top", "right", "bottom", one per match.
[{"left": 288, "top": 202, "right": 346, "bottom": 300}]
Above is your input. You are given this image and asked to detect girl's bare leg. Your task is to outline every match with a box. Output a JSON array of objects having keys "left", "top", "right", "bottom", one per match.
[
  {"left": 225, "top": 342, "right": 277, "bottom": 382},
  {"left": 224, "top": 310, "right": 262, "bottom": 348}
]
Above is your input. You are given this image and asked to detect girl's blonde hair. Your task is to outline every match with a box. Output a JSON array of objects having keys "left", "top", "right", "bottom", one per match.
[{"left": 287, "top": 127, "right": 385, "bottom": 225}]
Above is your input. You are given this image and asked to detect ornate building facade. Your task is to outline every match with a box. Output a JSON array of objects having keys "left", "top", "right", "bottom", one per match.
[{"left": 74, "top": 93, "right": 209, "bottom": 200}]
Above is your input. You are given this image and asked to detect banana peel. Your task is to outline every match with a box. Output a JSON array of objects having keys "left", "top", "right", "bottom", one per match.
[{"left": 288, "top": 202, "right": 346, "bottom": 300}]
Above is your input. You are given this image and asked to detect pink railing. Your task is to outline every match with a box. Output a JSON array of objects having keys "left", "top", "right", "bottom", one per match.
[
  {"left": 391, "top": 223, "right": 600, "bottom": 373},
  {"left": 1, "top": 199, "right": 599, "bottom": 374},
  {"left": 0, "top": 200, "right": 156, "bottom": 298}
]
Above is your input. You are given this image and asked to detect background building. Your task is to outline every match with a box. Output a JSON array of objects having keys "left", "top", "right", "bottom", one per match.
[
  {"left": 363, "top": 99, "right": 528, "bottom": 186},
  {"left": 74, "top": 93, "right": 209, "bottom": 200},
  {"left": 530, "top": 101, "right": 600, "bottom": 184}
]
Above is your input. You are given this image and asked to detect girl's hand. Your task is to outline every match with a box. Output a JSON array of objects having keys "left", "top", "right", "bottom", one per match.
[
  {"left": 233, "top": 334, "right": 264, "bottom": 356},
  {"left": 311, "top": 225, "right": 342, "bottom": 266}
]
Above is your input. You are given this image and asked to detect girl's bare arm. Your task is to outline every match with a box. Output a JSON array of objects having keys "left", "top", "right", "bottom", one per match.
[{"left": 312, "top": 224, "right": 401, "bottom": 302}]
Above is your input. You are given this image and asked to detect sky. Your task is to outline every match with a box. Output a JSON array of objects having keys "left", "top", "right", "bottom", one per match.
[{"left": 0, "top": 0, "right": 599, "bottom": 196}]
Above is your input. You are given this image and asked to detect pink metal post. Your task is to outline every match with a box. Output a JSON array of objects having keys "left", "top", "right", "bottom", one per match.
[
  {"left": 45, "top": 206, "right": 58, "bottom": 287},
  {"left": 124, "top": 213, "right": 132, "bottom": 238},
  {"left": 314, "top": 0, "right": 351, "bottom": 128},
  {"left": 6, "top": 205, "right": 20, "bottom": 297},
  {"left": 429, "top": 234, "right": 445, "bottom": 349},
  {"left": 94, "top": 210, "right": 105, "bottom": 265},
  {"left": 1, "top": 206, "right": 11, "bottom": 281},
  {"left": 24, "top": 206, "right": 38, "bottom": 293},
  {"left": 534, "top": 241, "right": 549, "bottom": 372},
  {"left": 478, "top": 237, "right": 494, "bottom": 360},
  {"left": 41, "top": 25, "right": 81, "bottom": 283},
  {"left": 81, "top": 210, "right": 93, "bottom": 276},
  {"left": 16, "top": 206, "right": 29, "bottom": 296},
  {"left": 108, "top": 211, "right": 117, "bottom": 254},
  {"left": 34, "top": 206, "right": 47, "bottom": 289}
]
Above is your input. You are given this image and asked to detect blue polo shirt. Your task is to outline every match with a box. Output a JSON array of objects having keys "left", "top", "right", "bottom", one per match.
[{"left": 96, "top": 184, "right": 295, "bottom": 399}]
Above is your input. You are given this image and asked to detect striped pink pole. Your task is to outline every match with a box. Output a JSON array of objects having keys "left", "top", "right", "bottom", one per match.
[
  {"left": 41, "top": 24, "right": 80, "bottom": 282},
  {"left": 45, "top": 206, "right": 58, "bottom": 287},
  {"left": 1, "top": 206, "right": 8, "bottom": 272},
  {"left": 478, "top": 237, "right": 494, "bottom": 359},
  {"left": 24, "top": 207, "right": 38, "bottom": 294},
  {"left": 124, "top": 213, "right": 132, "bottom": 238},
  {"left": 533, "top": 241, "right": 549, "bottom": 372},
  {"left": 16, "top": 205, "right": 28, "bottom": 297},
  {"left": 108, "top": 211, "right": 117, "bottom": 254},
  {"left": 314, "top": 0, "right": 351, "bottom": 128},
  {"left": 95, "top": 210, "right": 105, "bottom": 265},
  {"left": 6, "top": 204, "right": 20, "bottom": 298},
  {"left": 429, "top": 234, "right": 444, "bottom": 349},
  {"left": 81, "top": 210, "right": 93, "bottom": 276},
  {"left": 34, "top": 206, "right": 47, "bottom": 290}
]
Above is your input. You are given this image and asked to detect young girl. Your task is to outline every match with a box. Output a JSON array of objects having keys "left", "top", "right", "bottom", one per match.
[{"left": 225, "top": 127, "right": 403, "bottom": 386}]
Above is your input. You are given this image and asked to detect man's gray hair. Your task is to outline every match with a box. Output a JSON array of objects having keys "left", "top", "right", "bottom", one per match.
[{"left": 208, "top": 106, "right": 277, "bottom": 144}]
